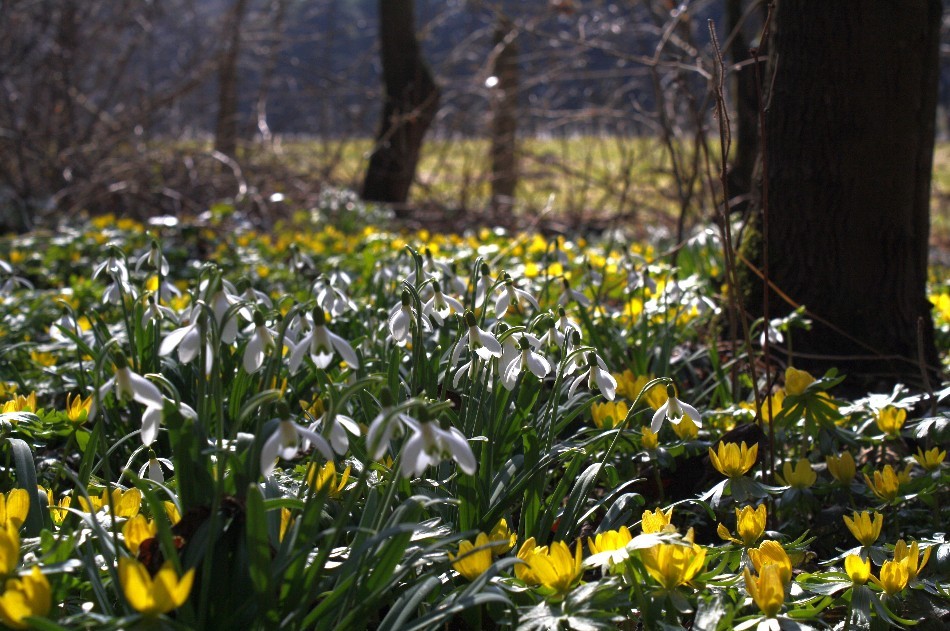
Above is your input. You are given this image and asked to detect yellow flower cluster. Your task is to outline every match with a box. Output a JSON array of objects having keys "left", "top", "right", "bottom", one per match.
[
  {"left": 709, "top": 441, "right": 758, "bottom": 478},
  {"left": 744, "top": 540, "right": 793, "bottom": 618},
  {"left": 447, "top": 519, "right": 517, "bottom": 582},
  {"left": 516, "top": 538, "right": 583, "bottom": 598}
]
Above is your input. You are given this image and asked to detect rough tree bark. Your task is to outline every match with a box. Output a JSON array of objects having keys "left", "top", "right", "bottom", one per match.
[
  {"left": 745, "top": 0, "right": 942, "bottom": 385},
  {"left": 214, "top": 0, "right": 249, "bottom": 158},
  {"left": 362, "top": 0, "right": 440, "bottom": 210},
  {"left": 725, "top": 0, "right": 762, "bottom": 212},
  {"left": 489, "top": 18, "right": 518, "bottom": 216}
]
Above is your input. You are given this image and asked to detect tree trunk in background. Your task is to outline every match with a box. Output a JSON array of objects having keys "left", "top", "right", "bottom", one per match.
[
  {"left": 745, "top": 0, "right": 941, "bottom": 386},
  {"left": 362, "top": 0, "right": 440, "bottom": 210},
  {"left": 214, "top": 0, "right": 248, "bottom": 158},
  {"left": 726, "top": 0, "right": 762, "bottom": 213},
  {"left": 490, "top": 18, "right": 518, "bottom": 216}
]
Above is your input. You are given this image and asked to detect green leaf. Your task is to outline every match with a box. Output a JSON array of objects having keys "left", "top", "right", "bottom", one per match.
[{"left": 7, "top": 437, "right": 44, "bottom": 536}]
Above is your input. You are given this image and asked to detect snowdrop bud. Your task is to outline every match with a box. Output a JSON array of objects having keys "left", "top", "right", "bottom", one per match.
[
  {"left": 432, "top": 280, "right": 442, "bottom": 293},
  {"left": 571, "top": 330, "right": 581, "bottom": 345},
  {"left": 519, "top": 336, "right": 530, "bottom": 350},
  {"left": 463, "top": 310, "right": 477, "bottom": 327},
  {"left": 253, "top": 310, "right": 265, "bottom": 327},
  {"left": 480, "top": 263, "right": 490, "bottom": 276},
  {"left": 379, "top": 386, "right": 394, "bottom": 407},
  {"left": 496, "top": 322, "right": 510, "bottom": 334},
  {"left": 401, "top": 291, "right": 411, "bottom": 307}
]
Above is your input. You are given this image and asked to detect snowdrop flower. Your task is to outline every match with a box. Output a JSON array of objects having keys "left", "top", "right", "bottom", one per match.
[
  {"left": 450, "top": 311, "right": 503, "bottom": 371},
  {"left": 406, "top": 247, "right": 451, "bottom": 289},
  {"left": 92, "top": 248, "right": 130, "bottom": 283},
  {"left": 442, "top": 261, "right": 468, "bottom": 297},
  {"left": 651, "top": 385, "right": 702, "bottom": 434},
  {"left": 243, "top": 311, "right": 277, "bottom": 374},
  {"left": 288, "top": 306, "right": 359, "bottom": 372},
  {"left": 308, "top": 411, "right": 361, "bottom": 456},
  {"left": 138, "top": 453, "right": 174, "bottom": 484},
  {"left": 567, "top": 352, "right": 617, "bottom": 401},
  {"left": 142, "top": 294, "right": 177, "bottom": 328},
  {"left": 366, "top": 389, "right": 405, "bottom": 460},
  {"left": 287, "top": 243, "right": 315, "bottom": 274},
  {"left": 557, "top": 278, "right": 590, "bottom": 307},
  {"left": 141, "top": 399, "right": 195, "bottom": 446},
  {"left": 90, "top": 354, "right": 164, "bottom": 421},
  {"left": 400, "top": 416, "right": 477, "bottom": 478},
  {"left": 51, "top": 309, "right": 82, "bottom": 342},
  {"left": 206, "top": 279, "right": 249, "bottom": 345},
  {"left": 159, "top": 306, "right": 204, "bottom": 365},
  {"left": 0, "top": 260, "right": 32, "bottom": 296},
  {"left": 313, "top": 275, "right": 356, "bottom": 317},
  {"left": 388, "top": 291, "right": 413, "bottom": 341},
  {"left": 102, "top": 275, "right": 136, "bottom": 305},
  {"left": 562, "top": 330, "right": 587, "bottom": 376},
  {"left": 134, "top": 240, "right": 170, "bottom": 275},
  {"left": 260, "top": 404, "right": 333, "bottom": 478},
  {"left": 422, "top": 281, "right": 463, "bottom": 326},
  {"left": 500, "top": 334, "right": 551, "bottom": 390},
  {"left": 237, "top": 279, "right": 273, "bottom": 309},
  {"left": 473, "top": 263, "right": 497, "bottom": 309},
  {"left": 494, "top": 274, "right": 540, "bottom": 318}
]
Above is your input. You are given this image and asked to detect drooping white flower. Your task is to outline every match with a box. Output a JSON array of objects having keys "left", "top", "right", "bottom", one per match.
[
  {"left": 142, "top": 294, "right": 177, "bottom": 328},
  {"left": 308, "top": 412, "right": 361, "bottom": 456},
  {"left": 260, "top": 410, "right": 333, "bottom": 478},
  {"left": 567, "top": 351, "right": 618, "bottom": 401},
  {"left": 243, "top": 311, "right": 278, "bottom": 374},
  {"left": 138, "top": 455, "right": 174, "bottom": 484},
  {"left": 500, "top": 334, "right": 551, "bottom": 390},
  {"left": 473, "top": 263, "right": 497, "bottom": 309},
  {"left": 288, "top": 307, "right": 359, "bottom": 372},
  {"left": 494, "top": 274, "right": 540, "bottom": 319},
  {"left": 556, "top": 277, "right": 591, "bottom": 307},
  {"left": 159, "top": 306, "right": 204, "bottom": 365},
  {"left": 399, "top": 417, "right": 477, "bottom": 478},
  {"left": 90, "top": 355, "right": 164, "bottom": 421},
  {"left": 422, "top": 281, "right": 464, "bottom": 326},
  {"left": 449, "top": 311, "right": 502, "bottom": 371},
  {"left": 313, "top": 275, "right": 357, "bottom": 317},
  {"left": 650, "top": 386, "right": 702, "bottom": 434},
  {"left": 134, "top": 240, "right": 170, "bottom": 276}
]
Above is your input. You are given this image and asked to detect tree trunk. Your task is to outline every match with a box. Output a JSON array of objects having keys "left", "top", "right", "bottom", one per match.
[
  {"left": 362, "top": 0, "right": 440, "bottom": 210},
  {"left": 746, "top": 0, "right": 942, "bottom": 386},
  {"left": 214, "top": 0, "right": 249, "bottom": 158},
  {"left": 726, "top": 0, "right": 762, "bottom": 213},
  {"left": 490, "top": 18, "right": 518, "bottom": 215}
]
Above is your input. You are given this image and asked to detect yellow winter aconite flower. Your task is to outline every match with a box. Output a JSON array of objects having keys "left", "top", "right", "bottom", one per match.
[
  {"left": 757, "top": 390, "right": 786, "bottom": 424},
  {"left": 826, "top": 451, "right": 856, "bottom": 485},
  {"left": 744, "top": 564, "right": 785, "bottom": 618},
  {"left": 709, "top": 441, "right": 758, "bottom": 478},
  {"left": 29, "top": 350, "right": 56, "bottom": 367},
  {"left": 65, "top": 393, "right": 92, "bottom": 423},
  {"left": 844, "top": 511, "right": 883, "bottom": 547},
  {"left": 279, "top": 508, "right": 293, "bottom": 542},
  {"left": 784, "top": 367, "right": 815, "bottom": 396},
  {"left": 640, "top": 530, "right": 706, "bottom": 590},
  {"left": 778, "top": 459, "right": 817, "bottom": 489},
  {"left": 671, "top": 413, "right": 699, "bottom": 440},
  {"left": 718, "top": 504, "right": 766, "bottom": 547},
  {"left": 119, "top": 558, "right": 195, "bottom": 617},
  {"left": 748, "top": 540, "right": 793, "bottom": 585},
  {"left": 0, "top": 489, "right": 29, "bottom": 531},
  {"left": 641, "top": 507, "right": 674, "bottom": 534},
  {"left": 875, "top": 406, "right": 906, "bottom": 437},
  {"left": 0, "top": 526, "right": 20, "bottom": 575},
  {"left": 641, "top": 427, "right": 659, "bottom": 451},
  {"left": 845, "top": 554, "right": 871, "bottom": 584},
  {"left": 870, "top": 559, "right": 908, "bottom": 596},
  {"left": 530, "top": 539, "right": 583, "bottom": 598},
  {"left": 613, "top": 371, "right": 652, "bottom": 403},
  {"left": 587, "top": 526, "right": 633, "bottom": 568},
  {"left": 448, "top": 532, "right": 493, "bottom": 581},
  {"left": 590, "top": 400, "right": 628, "bottom": 430},
  {"left": 515, "top": 537, "right": 541, "bottom": 585},
  {"left": 863, "top": 465, "right": 901, "bottom": 503},
  {"left": 893, "top": 539, "right": 930, "bottom": 583},
  {"left": 123, "top": 515, "right": 157, "bottom": 556},
  {"left": 2, "top": 392, "right": 36, "bottom": 414},
  {"left": 914, "top": 446, "right": 946, "bottom": 471},
  {"left": 306, "top": 461, "right": 351, "bottom": 498},
  {"left": 487, "top": 519, "right": 517, "bottom": 556},
  {"left": 107, "top": 488, "right": 143, "bottom": 518},
  {"left": 0, "top": 566, "right": 51, "bottom": 629}
]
